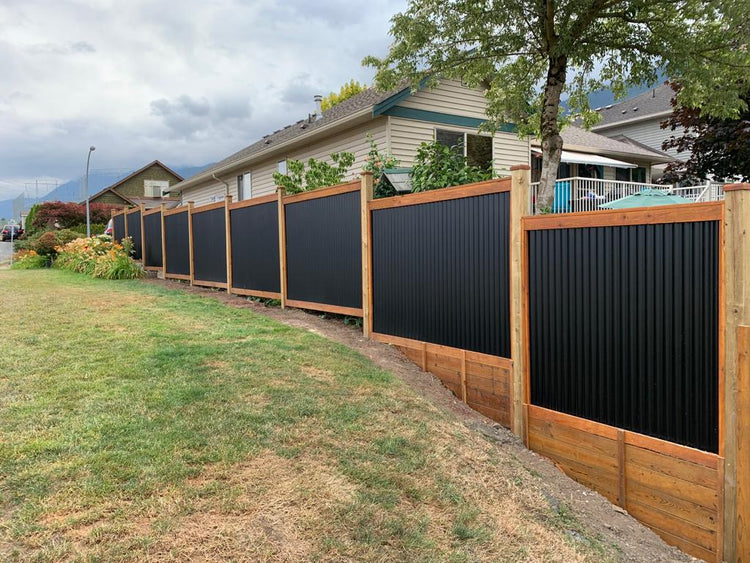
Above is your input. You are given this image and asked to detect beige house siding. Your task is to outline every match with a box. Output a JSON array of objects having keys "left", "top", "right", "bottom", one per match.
[
  {"left": 388, "top": 116, "right": 530, "bottom": 174},
  {"left": 180, "top": 119, "right": 387, "bottom": 207},
  {"left": 398, "top": 79, "right": 489, "bottom": 119}
]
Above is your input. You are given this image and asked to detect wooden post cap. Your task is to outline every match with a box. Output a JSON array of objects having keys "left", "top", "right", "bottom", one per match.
[{"left": 510, "top": 164, "right": 531, "bottom": 171}]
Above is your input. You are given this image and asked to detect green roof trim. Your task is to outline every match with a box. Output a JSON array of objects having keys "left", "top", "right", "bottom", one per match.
[
  {"left": 381, "top": 106, "right": 517, "bottom": 133},
  {"left": 372, "top": 77, "right": 431, "bottom": 116}
]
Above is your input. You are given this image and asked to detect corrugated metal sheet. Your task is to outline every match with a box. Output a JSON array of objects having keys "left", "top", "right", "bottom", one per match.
[
  {"left": 230, "top": 202, "right": 280, "bottom": 293},
  {"left": 126, "top": 211, "right": 142, "bottom": 261},
  {"left": 528, "top": 221, "right": 720, "bottom": 453},
  {"left": 372, "top": 192, "right": 511, "bottom": 358},
  {"left": 164, "top": 212, "right": 190, "bottom": 276},
  {"left": 285, "top": 191, "right": 361, "bottom": 309},
  {"left": 192, "top": 208, "right": 226, "bottom": 283},
  {"left": 143, "top": 212, "right": 162, "bottom": 268},
  {"left": 113, "top": 214, "right": 125, "bottom": 242}
]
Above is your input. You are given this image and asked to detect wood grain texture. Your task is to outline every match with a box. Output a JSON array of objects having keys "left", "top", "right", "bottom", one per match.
[
  {"left": 230, "top": 288, "right": 281, "bottom": 299},
  {"left": 284, "top": 299, "right": 362, "bottom": 317},
  {"left": 281, "top": 180, "right": 360, "bottom": 204},
  {"left": 192, "top": 280, "right": 228, "bottom": 289},
  {"left": 526, "top": 405, "right": 724, "bottom": 562},
  {"left": 361, "top": 173, "right": 373, "bottom": 338},
  {"left": 163, "top": 206, "right": 189, "bottom": 217},
  {"left": 737, "top": 326, "right": 750, "bottom": 562},
  {"left": 522, "top": 201, "right": 723, "bottom": 230},
  {"left": 277, "top": 189, "right": 287, "bottom": 308},
  {"left": 228, "top": 193, "right": 277, "bottom": 210},
  {"left": 368, "top": 177, "right": 511, "bottom": 210},
  {"left": 191, "top": 200, "right": 227, "bottom": 213}
]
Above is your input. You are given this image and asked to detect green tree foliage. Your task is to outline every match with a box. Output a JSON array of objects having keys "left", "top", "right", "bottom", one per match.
[
  {"left": 24, "top": 204, "right": 39, "bottom": 234},
  {"left": 321, "top": 80, "right": 367, "bottom": 112},
  {"left": 273, "top": 152, "right": 356, "bottom": 194},
  {"left": 364, "top": 0, "right": 750, "bottom": 207},
  {"left": 361, "top": 135, "right": 400, "bottom": 198},
  {"left": 661, "top": 82, "right": 750, "bottom": 182},
  {"left": 30, "top": 201, "right": 120, "bottom": 232},
  {"left": 410, "top": 141, "right": 492, "bottom": 193}
]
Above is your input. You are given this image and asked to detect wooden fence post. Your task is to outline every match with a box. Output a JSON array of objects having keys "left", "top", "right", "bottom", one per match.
[
  {"left": 187, "top": 201, "right": 195, "bottom": 286},
  {"left": 361, "top": 172, "right": 374, "bottom": 337},
  {"left": 510, "top": 165, "right": 530, "bottom": 442},
  {"left": 277, "top": 188, "right": 287, "bottom": 309},
  {"left": 722, "top": 183, "right": 750, "bottom": 561},
  {"left": 123, "top": 208, "right": 129, "bottom": 239},
  {"left": 160, "top": 203, "right": 166, "bottom": 277},
  {"left": 225, "top": 194, "right": 233, "bottom": 295},
  {"left": 139, "top": 203, "right": 146, "bottom": 264}
]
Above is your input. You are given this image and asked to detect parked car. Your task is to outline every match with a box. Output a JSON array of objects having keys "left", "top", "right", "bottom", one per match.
[{"left": 1, "top": 225, "right": 23, "bottom": 241}]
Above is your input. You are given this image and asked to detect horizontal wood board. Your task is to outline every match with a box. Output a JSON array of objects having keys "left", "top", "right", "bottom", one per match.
[{"left": 527, "top": 405, "right": 723, "bottom": 562}]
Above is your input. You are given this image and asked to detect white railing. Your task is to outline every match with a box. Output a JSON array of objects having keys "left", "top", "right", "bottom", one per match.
[
  {"left": 669, "top": 181, "right": 725, "bottom": 202},
  {"left": 529, "top": 177, "right": 725, "bottom": 214}
]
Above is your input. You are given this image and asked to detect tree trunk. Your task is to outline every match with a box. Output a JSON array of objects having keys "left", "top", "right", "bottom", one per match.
[{"left": 536, "top": 55, "right": 567, "bottom": 212}]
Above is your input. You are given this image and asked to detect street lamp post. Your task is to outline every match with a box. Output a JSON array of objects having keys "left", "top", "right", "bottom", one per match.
[{"left": 85, "top": 146, "right": 96, "bottom": 237}]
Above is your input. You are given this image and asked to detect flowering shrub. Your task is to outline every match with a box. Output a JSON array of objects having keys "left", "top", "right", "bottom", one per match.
[
  {"left": 11, "top": 250, "right": 48, "bottom": 269},
  {"left": 54, "top": 236, "right": 143, "bottom": 280},
  {"left": 29, "top": 201, "right": 121, "bottom": 233}
]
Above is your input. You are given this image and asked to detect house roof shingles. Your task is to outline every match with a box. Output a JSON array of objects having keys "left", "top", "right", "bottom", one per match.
[
  {"left": 195, "top": 84, "right": 407, "bottom": 181},
  {"left": 592, "top": 84, "right": 674, "bottom": 128},
  {"left": 533, "top": 126, "right": 672, "bottom": 163}
]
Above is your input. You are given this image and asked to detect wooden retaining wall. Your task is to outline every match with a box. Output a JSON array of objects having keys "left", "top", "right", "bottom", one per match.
[
  {"left": 527, "top": 405, "right": 724, "bottom": 561},
  {"left": 372, "top": 333, "right": 513, "bottom": 428}
]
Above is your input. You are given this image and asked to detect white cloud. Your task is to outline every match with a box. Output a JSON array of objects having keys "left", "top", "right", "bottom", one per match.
[{"left": 0, "top": 0, "right": 405, "bottom": 199}]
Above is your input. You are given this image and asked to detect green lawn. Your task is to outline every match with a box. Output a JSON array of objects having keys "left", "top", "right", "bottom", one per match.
[{"left": 0, "top": 270, "right": 610, "bottom": 561}]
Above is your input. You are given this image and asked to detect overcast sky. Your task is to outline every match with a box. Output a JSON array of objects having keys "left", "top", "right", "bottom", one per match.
[{"left": 0, "top": 0, "right": 406, "bottom": 199}]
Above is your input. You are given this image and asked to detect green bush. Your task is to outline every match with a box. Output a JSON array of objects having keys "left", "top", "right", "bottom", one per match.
[
  {"left": 362, "top": 135, "right": 400, "bottom": 199},
  {"left": 273, "top": 152, "right": 356, "bottom": 195},
  {"left": 55, "top": 236, "right": 143, "bottom": 280},
  {"left": 19, "top": 229, "right": 81, "bottom": 256},
  {"left": 11, "top": 250, "right": 48, "bottom": 269},
  {"left": 410, "top": 141, "right": 492, "bottom": 192},
  {"left": 68, "top": 223, "right": 107, "bottom": 236}
]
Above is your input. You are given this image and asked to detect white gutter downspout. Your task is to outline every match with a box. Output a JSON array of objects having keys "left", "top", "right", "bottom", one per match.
[{"left": 212, "top": 173, "right": 230, "bottom": 197}]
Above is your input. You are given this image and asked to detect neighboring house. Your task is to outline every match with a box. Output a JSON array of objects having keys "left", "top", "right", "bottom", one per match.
[
  {"left": 166, "top": 80, "right": 530, "bottom": 206},
  {"left": 85, "top": 160, "right": 183, "bottom": 209},
  {"left": 589, "top": 84, "right": 684, "bottom": 178},
  {"left": 531, "top": 126, "right": 673, "bottom": 184}
]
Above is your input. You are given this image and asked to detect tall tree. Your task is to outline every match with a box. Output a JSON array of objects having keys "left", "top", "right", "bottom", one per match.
[
  {"left": 321, "top": 80, "right": 367, "bottom": 112},
  {"left": 364, "top": 0, "right": 750, "bottom": 207},
  {"left": 662, "top": 82, "right": 750, "bottom": 182}
]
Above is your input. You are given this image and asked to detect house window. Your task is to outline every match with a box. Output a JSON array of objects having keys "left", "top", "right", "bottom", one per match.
[
  {"left": 632, "top": 167, "right": 647, "bottom": 183},
  {"left": 237, "top": 174, "right": 244, "bottom": 200},
  {"left": 615, "top": 167, "right": 631, "bottom": 182},
  {"left": 144, "top": 180, "right": 169, "bottom": 197},
  {"left": 278, "top": 160, "right": 287, "bottom": 175},
  {"left": 436, "top": 129, "right": 493, "bottom": 170},
  {"left": 236, "top": 172, "right": 252, "bottom": 200}
]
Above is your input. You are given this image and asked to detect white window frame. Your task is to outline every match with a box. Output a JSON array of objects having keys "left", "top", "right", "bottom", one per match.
[
  {"left": 434, "top": 127, "right": 494, "bottom": 169},
  {"left": 144, "top": 179, "right": 170, "bottom": 198},
  {"left": 278, "top": 160, "right": 287, "bottom": 175}
]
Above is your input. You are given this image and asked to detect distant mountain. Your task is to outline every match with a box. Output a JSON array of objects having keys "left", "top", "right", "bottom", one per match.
[{"left": 0, "top": 162, "right": 213, "bottom": 222}]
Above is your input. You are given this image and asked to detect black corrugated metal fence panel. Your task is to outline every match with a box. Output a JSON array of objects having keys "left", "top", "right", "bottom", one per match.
[
  {"left": 113, "top": 214, "right": 125, "bottom": 242},
  {"left": 230, "top": 202, "right": 280, "bottom": 293},
  {"left": 143, "top": 212, "right": 162, "bottom": 268},
  {"left": 371, "top": 192, "right": 511, "bottom": 358},
  {"left": 192, "top": 207, "right": 226, "bottom": 283},
  {"left": 164, "top": 212, "right": 190, "bottom": 276},
  {"left": 126, "top": 211, "right": 142, "bottom": 261},
  {"left": 285, "top": 191, "right": 361, "bottom": 309},
  {"left": 528, "top": 221, "right": 720, "bottom": 453}
]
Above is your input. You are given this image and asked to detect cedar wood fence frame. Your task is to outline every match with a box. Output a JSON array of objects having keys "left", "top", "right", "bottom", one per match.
[{"left": 109, "top": 171, "right": 749, "bottom": 562}]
